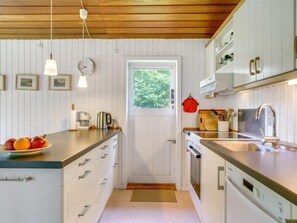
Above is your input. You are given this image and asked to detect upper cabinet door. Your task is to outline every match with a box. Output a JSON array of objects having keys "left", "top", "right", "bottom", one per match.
[
  {"left": 205, "top": 40, "right": 215, "bottom": 78},
  {"left": 233, "top": 0, "right": 295, "bottom": 87}
]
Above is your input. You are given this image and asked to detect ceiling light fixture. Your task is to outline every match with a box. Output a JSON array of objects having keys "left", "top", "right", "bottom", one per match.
[
  {"left": 44, "top": 0, "right": 57, "bottom": 76},
  {"left": 288, "top": 78, "right": 297, "bottom": 85},
  {"left": 78, "top": 8, "right": 88, "bottom": 88}
]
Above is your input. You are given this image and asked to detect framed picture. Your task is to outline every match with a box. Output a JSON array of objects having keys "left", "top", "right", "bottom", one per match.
[
  {"left": 16, "top": 74, "right": 39, "bottom": 91},
  {"left": 49, "top": 75, "right": 71, "bottom": 91},
  {"left": 0, "top": 75, "right": 6, "bottom": 90}
]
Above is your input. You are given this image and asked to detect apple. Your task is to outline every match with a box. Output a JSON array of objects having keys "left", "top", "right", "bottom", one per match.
[
  {"left": 30, "top": 136, "right": 46, "bottom": 149},
  {"left": 4, "top": 138, "right": 17, "bottom": 150}
]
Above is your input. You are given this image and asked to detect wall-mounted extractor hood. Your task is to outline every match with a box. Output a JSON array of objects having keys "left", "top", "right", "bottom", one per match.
[{"left": 200, "top": 73, "right": 234, "bottom": 96}]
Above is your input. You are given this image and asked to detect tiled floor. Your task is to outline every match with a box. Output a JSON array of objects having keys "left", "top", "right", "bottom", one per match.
[{"left": 99, "top": 189, "right": 201, "bottom": 223}]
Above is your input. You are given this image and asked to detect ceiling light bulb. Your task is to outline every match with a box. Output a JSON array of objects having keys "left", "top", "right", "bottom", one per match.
[
  {"left": 44, "top": 58, "right": 57, "bottom": 76},
  {"left": 288, "top": 78, "right": 297, "bottom": 85},
  {"left": 78, "top": 75, "right": 87, "bottom": 88}
]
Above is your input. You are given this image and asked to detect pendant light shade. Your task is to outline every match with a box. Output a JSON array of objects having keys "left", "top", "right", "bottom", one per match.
[
  {"left": 44, "top": 0, "right": 57, "bottom": 76},
  {"left": 44, "top": 54, "right": 57, "bottom": 76},
  {"left": 78, "top": 75, "right": 87, "bottom": 88}
]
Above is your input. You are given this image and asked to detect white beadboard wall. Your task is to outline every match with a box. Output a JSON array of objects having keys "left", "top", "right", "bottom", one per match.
[
  {"left": 220, "top": 82, "right": 297, "bottom": 144},
  {"left": 0, "top": 39, "right": 208, "bottom": 143}
]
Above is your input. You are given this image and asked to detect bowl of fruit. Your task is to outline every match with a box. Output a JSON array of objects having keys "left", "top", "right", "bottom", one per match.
[{"left": 1, "top": 135, "right": 52, "bottom": 156}]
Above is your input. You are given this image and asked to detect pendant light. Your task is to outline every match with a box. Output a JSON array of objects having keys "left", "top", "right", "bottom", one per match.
[
  {"left": 78, "top": 8, "right": 88, "bottom": 88},
  {"left": 44, "top": 0, "right": 58, "bottom": 76}
]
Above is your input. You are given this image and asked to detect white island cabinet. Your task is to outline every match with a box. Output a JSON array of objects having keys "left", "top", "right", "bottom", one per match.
[
  {"left": 200, "top": 144, "right": 225, "bottom": 223},
  {"left": 0, "top": 134, "right": 119, "bottom": 223}
]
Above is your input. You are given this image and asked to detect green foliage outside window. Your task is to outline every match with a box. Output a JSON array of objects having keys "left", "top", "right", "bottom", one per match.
[{"left": 133, "top": 69, "right": 171, "bottom": 108}]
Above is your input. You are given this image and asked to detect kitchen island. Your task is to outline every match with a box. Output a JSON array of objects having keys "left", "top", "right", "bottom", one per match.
[{"left": 0, "top": 129, "right": 120, "bottom": 223}]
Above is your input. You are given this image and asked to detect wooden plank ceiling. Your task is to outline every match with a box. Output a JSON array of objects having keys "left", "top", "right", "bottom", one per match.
[{"left": 0, "top": 0, "right": 240, "bottom": 39}]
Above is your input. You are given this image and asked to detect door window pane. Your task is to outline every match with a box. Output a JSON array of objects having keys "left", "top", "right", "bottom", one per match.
[{"left": 132, "top": 69, "right": 171, "bottom": 109}]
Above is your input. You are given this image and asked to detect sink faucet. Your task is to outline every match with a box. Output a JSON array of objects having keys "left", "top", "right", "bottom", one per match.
[{"left": 255, "top": 103, "right": 279, "bottom": 146}]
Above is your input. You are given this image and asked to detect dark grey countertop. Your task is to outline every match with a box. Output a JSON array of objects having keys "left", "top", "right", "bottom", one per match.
[
  {"left": 0, "top": 129, "right": 120, "bottom": 169},
  {"left": 200, "top": 140, "right": 297, "bottom": 206}
]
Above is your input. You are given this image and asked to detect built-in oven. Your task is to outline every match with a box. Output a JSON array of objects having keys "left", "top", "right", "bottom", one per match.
[{"left": 186, "top": 136, "right": 202, "bottom": 200}]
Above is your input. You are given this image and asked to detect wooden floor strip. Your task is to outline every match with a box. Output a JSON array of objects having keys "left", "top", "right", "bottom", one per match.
[{"left": 127, "top": 183, "right": 176, "bottom": 190}]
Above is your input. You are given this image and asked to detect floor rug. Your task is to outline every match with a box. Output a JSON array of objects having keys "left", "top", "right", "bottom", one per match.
[{"left": 130, "top": 189, "right": 177, "bottom": 202}]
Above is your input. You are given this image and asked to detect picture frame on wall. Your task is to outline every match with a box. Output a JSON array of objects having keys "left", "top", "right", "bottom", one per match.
[
  {"left": 16, "top": 74, "right": 39, "bottom": 91},
  {"left": 0, "top": 75, "right": 6, "bottom": 90},
  {"left": 49, "top": 75, "right": 71, "bottom": 91}
]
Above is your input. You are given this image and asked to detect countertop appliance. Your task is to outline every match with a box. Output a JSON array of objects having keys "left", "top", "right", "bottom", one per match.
[
  {"left": 200, "top": 73, "right": 233, "bottom": 95},
  {"left": 226, "top": 162, "right": 291, "bottom": 223},
  {"left": 97, "top": 112, "right": 112, "bottom": 129},
  {"left": 76, "top": 111, "right": 91, "bottom": 130}
]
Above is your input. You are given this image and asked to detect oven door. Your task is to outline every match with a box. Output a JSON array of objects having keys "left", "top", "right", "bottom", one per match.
[{"left": 189, "top": 147, "right": 201, "bottom": 200}]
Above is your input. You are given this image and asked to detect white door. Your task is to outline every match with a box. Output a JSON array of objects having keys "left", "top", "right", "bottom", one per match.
[{"left": 128, "top": 61, "right": 176, "bottom": 184}]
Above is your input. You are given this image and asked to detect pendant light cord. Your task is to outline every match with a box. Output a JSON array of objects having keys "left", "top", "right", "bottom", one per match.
[
  {"left": 50, "top": 0, "right": 53, "bottom": 58},
  {"left": 80, "top": 0, "right": 93, "bottom": 39}
]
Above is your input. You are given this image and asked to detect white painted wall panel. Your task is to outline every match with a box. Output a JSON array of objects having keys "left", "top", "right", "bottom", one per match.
[{"left": 0, "top": 39, "right": 207, "bottom": 144}]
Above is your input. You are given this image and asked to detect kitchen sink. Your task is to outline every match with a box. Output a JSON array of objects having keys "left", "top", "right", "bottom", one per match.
[{"left": 213, "top": 140, "right": 297, "bottom": 152}]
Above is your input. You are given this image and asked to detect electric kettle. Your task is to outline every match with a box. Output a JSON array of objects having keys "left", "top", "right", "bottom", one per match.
[{"left": 97, "top": 112, "right": 112, "bottom": 129}]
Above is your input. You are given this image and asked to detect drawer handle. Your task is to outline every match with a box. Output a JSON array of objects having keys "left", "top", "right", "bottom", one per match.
[
  {"left": 101, "top": 178, "right": 108, "bottom": 185},
  {"left": 78, "top": 158, "right": 91, "bottom": 167},
  {"left": 78, "top": 170, "right": 91, "bottom": 179},
  {"left": 0, "top": 176, "right": 33, "bottom": 182},
  {"left": 101, "top": 145, "right": 108, "bottom": 150},
  {"left": 101, "top": 154, "right": 108, "bottom": 159},
  {"left": 78, "top": 205, "right": 91, "bottom": 217}
]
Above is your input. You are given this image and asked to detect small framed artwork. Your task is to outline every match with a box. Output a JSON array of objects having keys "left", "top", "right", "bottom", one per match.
[
  {"left": 0, "top": 75, "right": 6, "bottom": 90},
  {"left": 16, "top": 74, "right": 39, "bottom": 91},
  {"left": 49, "top": 75, "right": 71, "bottom": 91}
]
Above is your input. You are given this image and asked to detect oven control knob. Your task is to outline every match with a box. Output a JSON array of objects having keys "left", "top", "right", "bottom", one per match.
[{"left": 253, "top": 187, "right": 261, "bottom": 199}]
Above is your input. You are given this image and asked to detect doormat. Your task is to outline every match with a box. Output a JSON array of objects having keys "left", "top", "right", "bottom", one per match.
[{"left": 130, "top": 189, "right": 177, "bottom": 202}]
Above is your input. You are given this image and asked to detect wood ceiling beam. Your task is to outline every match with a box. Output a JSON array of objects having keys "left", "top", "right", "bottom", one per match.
[
  {"left": 0, "top": 0, "right": 240, "bottom": 7},
  {"left": 0, "top": 5, "right": 235, "bottom": 15},
  {"left": 0, "top": 14, "right": 229, "bottom": 22},
  {"left": 0, "top": 21, "right": 223, "bottom": 29}
]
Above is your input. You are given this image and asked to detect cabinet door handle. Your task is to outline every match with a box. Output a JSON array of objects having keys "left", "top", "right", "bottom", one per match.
[
  {"left": 217, "top": 166, "right": 224, "bottom": 190},
  {"left": 78, "top": 158, "right": 91, "bottom": 167},
  {"left": 249, "top": 59, "right": 255, "bottom": 76},
  {"left": 101, "top": 178, "right": 108, "bottom": 185},
  {"left": 78, "top": 205, "right": 91, "bottom": 217},
  {"left": 78, "top": 170, "right": 91, "bottom": 179},
  {"left": 0, "top": 176, "right": 33, "bottom": 182},
  {"left": 113, "top": 162, "right": 118, "bottom": 167},
  {"left": 255, "top": 57, "right": 261, "bottom": 74}
]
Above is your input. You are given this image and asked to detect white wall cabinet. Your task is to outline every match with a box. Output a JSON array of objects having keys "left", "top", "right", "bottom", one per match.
[
  {"left": 0, "top": 134, "right": 119, "bottom": 223},
  {"left": 205, "top": 40, "right": 215, "bottom": 78},
  {"left": 233, "top": 0, "right": 295, "bottom": 87},
  {"left": 200, "top": 144, "right": 225, "bottom": 223},
  {"left": 214, "top": 20, "right": 234, "bottom": 74}
]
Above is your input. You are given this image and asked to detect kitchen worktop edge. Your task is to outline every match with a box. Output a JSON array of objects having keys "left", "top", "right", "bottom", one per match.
[{"left": 0, "top": 129, "right": 121, "bottom": 169}]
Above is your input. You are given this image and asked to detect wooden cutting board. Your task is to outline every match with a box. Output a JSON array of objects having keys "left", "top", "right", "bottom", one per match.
[{"left": 198, "top": 109, "right": 225, "bottom": 131}]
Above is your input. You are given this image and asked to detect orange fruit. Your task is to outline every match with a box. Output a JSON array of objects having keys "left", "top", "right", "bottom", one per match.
[{"left": 14, "top": 138, "right": 30, "bottom": 150}]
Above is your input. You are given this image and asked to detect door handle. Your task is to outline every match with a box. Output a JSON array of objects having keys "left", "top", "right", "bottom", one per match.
[
  {"left": 217, "top": 166, "right": 224, "bottom": 190},
  {"left": 167, "top": 139, "right": 176, "bottom": 144},
  {"left": 255, "top": 57, "right": 261, "bottom": 74},
  {"left": 249, "top": 59, "right": 255, "bottom": 76}
]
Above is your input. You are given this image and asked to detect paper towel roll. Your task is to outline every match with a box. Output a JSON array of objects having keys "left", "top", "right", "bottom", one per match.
[{"left": 69, "top": 110, "right": 77, "bottom": 130}]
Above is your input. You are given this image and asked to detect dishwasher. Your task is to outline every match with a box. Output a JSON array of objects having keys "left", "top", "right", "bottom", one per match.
[{"left": 225, "top": 162, "right": 292, "bottom": 223}]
